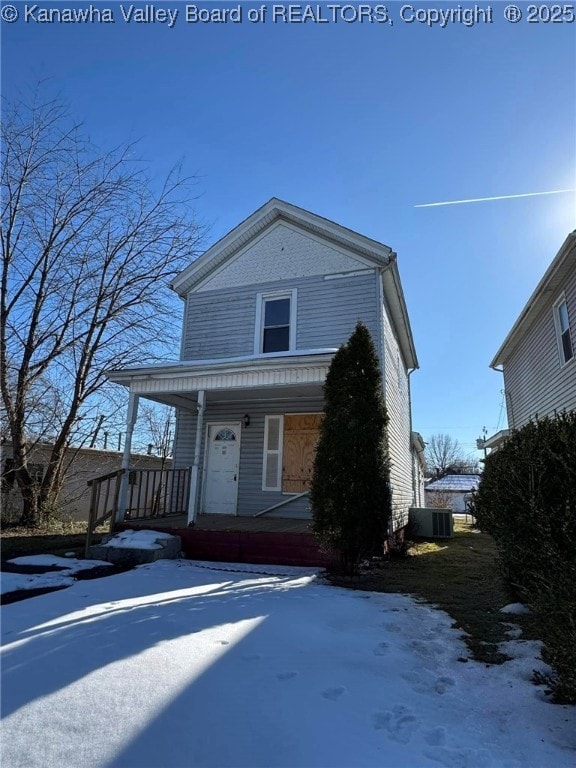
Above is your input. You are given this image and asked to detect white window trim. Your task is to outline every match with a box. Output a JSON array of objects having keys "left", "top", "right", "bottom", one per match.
[
  {"left": 262, "top": 415, "right": 284, "bottom": 491},
  {"left": 553, "top": 293, "right": 574, "bottom": 367},
  {"left": 254, "top": 289, "right": 297, "bottom": 355}
]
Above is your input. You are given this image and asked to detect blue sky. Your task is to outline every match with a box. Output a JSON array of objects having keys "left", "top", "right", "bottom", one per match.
[{"left": 3, "top": 2, "right": 575, "bottom": 456}]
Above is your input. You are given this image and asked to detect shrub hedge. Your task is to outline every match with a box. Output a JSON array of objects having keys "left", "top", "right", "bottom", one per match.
[{"left": 472, "top": 412, "right": 576, "bottom": 703}]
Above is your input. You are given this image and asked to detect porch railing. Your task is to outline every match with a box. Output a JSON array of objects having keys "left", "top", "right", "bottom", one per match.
[{"left": 85, "top": 467, "right": 191, "bottom": 556}]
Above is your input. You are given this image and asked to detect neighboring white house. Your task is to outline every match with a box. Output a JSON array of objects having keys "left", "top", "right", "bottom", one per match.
[
  {"left": 108, "top": 199, "right": 421, "bottom": 531},
  {"left": 490, "top": 231, "right": 576, "bottom": 429},
  {"left": 477, "top": 429, "right": 510, "bottom": 456},
  {"left": 1, "top": 442, "right": 170, "bottom": 522},
  {"left": 425, "top": 474, "right": 481, "bottom": 513}
]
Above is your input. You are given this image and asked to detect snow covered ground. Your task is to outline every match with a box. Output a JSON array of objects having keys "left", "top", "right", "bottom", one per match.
[
  {"left": 1, "top": 560, "right": 574, "bottom": 768},
  {"left": 1, "top": 555, "right": 112, "bottom": 595}
]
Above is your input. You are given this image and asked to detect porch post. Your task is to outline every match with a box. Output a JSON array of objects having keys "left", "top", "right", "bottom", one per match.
[
  {"left": 116, "top": 391, "right": 140, "bottom": 523},
  {"left": 187, "top": 389, "right": 206, "bottom": 525}
]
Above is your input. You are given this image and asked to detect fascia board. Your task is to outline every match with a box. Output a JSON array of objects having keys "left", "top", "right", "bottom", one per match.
[
  {"left": 382, "top": 260, "right": 419, "bottom": 370},
  {"left": 170, "top": 198, "right": 393, "bottom": 297},
  {"left": 490, "top": 232, "right": 576, "bottom": 368}
]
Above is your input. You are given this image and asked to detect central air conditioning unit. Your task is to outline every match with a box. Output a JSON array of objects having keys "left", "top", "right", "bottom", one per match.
[{"left": 408, "top": 507, "right": 454, "bottom": 539}]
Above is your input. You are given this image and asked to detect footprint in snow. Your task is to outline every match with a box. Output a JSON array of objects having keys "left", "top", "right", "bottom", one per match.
[
  {"left": 434, "top": 676, "right": 456, "bottom": 694},
  {"left": 424, "top": 746, "right": 492, "bottom": 768},
  {"left": 322, "top": 686, "right": 346, "bottom": 701},
  {"left": 372, "top": 705, "right": 418, "bottom": 744},
  {"left": 401, "top": 670, "right": 456, "bottom": 695},
  {"left": 373, "top": 642, "right": 389, "bottom": 656},
  {"left": 276, "top": 671, "right": 298, "bottom": 681},
  {"left": 410, "top": 639, "right": 446, "bottom": 660}
]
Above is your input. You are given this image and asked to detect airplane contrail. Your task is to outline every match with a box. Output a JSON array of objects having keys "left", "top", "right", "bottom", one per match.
[{"left": 415, "top": 188, "right": 576, "bottom": 208}]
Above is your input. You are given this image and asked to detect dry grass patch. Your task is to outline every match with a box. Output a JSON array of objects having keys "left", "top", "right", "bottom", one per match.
[{"left": 1, "top": 520, "right": 106, "bottom": 561}]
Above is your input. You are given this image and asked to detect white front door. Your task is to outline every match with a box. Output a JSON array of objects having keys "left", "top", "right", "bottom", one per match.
[{"left": 204, "top": 424, "right": 241, "bottom": 515}]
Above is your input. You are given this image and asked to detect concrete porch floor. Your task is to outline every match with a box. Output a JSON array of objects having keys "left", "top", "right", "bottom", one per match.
[{"left": 123, "top": 513, "right": 312, "bottom": 534}]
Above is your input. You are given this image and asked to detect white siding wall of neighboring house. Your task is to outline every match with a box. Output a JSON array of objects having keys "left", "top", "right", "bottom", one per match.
[
  {"left": 182, "top": 272, "right": 378, "bottom": 361},
  {"left": 503, "top": 268, "right": 576, "bottom": 428},
  {"left": 1, "top": 446, "right": 169, "bottom": 522},
  {"left": 424, "top": 489, "right": 469, "bottom": 514},
  {"left": 382, "top": 301, "right": 413, "bottom": 529}
]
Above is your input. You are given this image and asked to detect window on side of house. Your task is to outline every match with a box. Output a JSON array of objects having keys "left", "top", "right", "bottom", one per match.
[
  {"left": 554, "top": 297, "right": 574, "bottom": 365},
  {"left": 255, "top": 290, "right": 297, "bottom": 355}
]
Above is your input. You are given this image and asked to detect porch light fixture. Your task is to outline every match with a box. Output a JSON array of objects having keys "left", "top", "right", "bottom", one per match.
[{"left": 243, "top": 414, "right": 250, "bottom": 428}]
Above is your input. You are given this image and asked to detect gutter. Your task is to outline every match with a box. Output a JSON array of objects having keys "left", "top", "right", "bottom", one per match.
[
  {"left": 107, "top": 349, "right": 339, "bottom": 383},
  {"left": 490, "top": 231, "right": 576, "bottom": 368},
  {"left": 381, "top": 254, "right": 419, "bottom": 370}
]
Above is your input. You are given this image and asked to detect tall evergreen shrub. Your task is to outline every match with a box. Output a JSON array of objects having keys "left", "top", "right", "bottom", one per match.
[
  {"left": 310, "top": 322, "right": 392, "bottom": 574},
  {"left": 473, "top": 412, "right": 576, "bottom": 702}
]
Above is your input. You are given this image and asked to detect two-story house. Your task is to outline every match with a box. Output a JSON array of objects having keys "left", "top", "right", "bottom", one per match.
[
  {"left": 107, "top": 199, "right": 420, "bottom": 548},
  {"left": 490, "top": 231, "right": 576, "bottom": 429}
]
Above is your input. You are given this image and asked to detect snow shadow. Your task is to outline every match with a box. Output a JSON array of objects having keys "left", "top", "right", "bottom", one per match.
[{"left": 1, "top": 562, "right": 304, "bottom": 720}]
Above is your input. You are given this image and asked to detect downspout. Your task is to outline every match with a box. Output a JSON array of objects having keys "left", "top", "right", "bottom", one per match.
[
  {"left": 187, "top": 389, "right": 206, "bottom": 526},
  {"left": 116, "top": 391, "right": 140, "bottom": 523},
  {"left": 408, "top": 369, "right": 417, "bottom": 506},
  {"left": 179, "top": 295, "right": 188, "bottom": 361},
  {"left": 376, "top": 268, "right": 386, "bottom": 400},
  {"left": 489, "top": 364, "right": 512, "bottom": 428},
  {"left": 378, "top": 266, "right": 395, "bottom": 535}
]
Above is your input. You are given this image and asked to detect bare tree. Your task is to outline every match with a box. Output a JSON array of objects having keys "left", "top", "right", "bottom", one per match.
[
  {"left": 426, "top": 490, "right": 454, "bottom": 510},
  {"left": 424, "top": 433, "right": 477, "bottom": 479},
  {"left": 137, "top": 403, "right": 175, "bottom": 468},
  {"left": 137, "top": 403, "right": 175, "bottom": 517},
  {"left": 1, "top": 90, "right": 203, "bottom": 525}
]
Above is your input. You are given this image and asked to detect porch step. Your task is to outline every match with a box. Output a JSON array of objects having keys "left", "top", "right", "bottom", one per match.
[
  {"left": 117, "top": 524, "right": 336, "bottom": 568},
  {"left": 88, "top": 530, "right": 182, "bottom": 566}
]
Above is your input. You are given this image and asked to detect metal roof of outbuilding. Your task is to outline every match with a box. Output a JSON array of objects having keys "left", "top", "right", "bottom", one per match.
[{"left": 425, "top": 474, "right": 481, "bottom": 492}]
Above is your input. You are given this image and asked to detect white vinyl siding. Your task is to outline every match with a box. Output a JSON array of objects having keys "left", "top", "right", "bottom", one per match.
[
  {"left": 195, "top": 221, "right": 371, "bottom": 293},
  {"left": 382, "top": 300, "right": 413, "bottom": 531},
  {"left": 503, "top": 271, "right": 576, "bottom": 428},
  {"left": 262, "top": 415, "right": 284, "bottom": 491},
  {"left": 182, "top": 273, "right": 378, "bottom": 361}
]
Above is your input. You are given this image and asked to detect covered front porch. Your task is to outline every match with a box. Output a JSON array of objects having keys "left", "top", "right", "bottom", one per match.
[
  {"left": 87, "top": 351, "right": 336, "bottom": 565},
  {"left": 107, "top": 350, "right": 334, "bottom": 526}
]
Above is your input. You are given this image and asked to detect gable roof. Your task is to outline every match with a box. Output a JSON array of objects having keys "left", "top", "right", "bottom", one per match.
[
  {"left": 425, "top": 474, "right": 481, "bottom": 492},
  {"left": 491, "top": 231, "right": 576, "bottom": 368},
  {"left": 171, "top": 198, "right": 418, "bottom": 369}
]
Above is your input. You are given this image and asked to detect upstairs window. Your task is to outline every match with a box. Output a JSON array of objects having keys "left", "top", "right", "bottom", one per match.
[
  {"left": 255, "top": 289, "right": 297, "bottom": 354},
  {"left": 554, "top": 297, "right": 574, "bottom": 365},
  {"left": 263, "top": 297, "right": 290, "bottom": 352}
]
